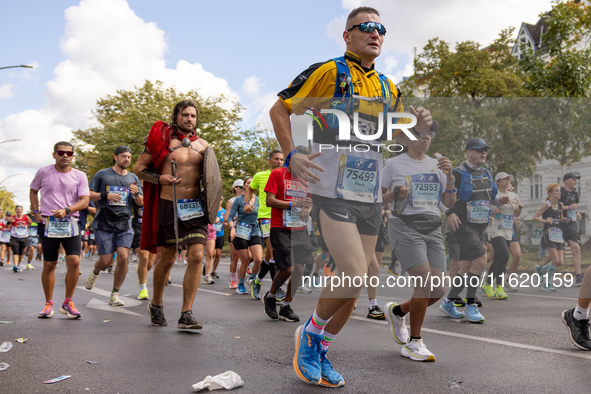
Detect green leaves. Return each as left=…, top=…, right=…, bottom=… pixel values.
left=71, top=80, right=279, bottom=200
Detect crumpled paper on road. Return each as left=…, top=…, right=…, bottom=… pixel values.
left=192, top=371, right=244, bottom=392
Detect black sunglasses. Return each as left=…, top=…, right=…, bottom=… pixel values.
left=347, top=22, right=387, bottom=36
left=55, top=150, right=74, bottom=157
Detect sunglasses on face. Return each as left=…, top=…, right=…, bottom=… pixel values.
left=472, top=148, right=489, bottom=154
left=55, top=150, right=74, bottom=157
left=347, top=22, right=387, bottom=36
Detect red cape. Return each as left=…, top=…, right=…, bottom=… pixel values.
left=140, top=121, right=198, bottom=253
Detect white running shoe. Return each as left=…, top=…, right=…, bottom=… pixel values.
left=84, top=270, right=99, bottom=290
left=297, top=285, right=312, bottom=294
left=401, top=338, right=435, bottom=362
left=385, top=302, right=409, bottom=345
left=109, top=292, right=125, bottom=306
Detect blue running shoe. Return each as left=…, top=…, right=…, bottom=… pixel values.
left=318, top=350, right=345, bottom=388
left=440, top=299, right=463, bottom=319
left=236, top=283, right=247, bottom=295
left=463, top=304, right=485, bottom=323
left=542, top=283, right=557, bottom=292
left=293, top=318, right=322, bottom=385
left=12, top=265, right=18, bottom=273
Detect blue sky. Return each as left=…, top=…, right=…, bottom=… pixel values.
left=0, top=0, right=551, bottom=205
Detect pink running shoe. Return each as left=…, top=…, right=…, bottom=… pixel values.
left=38, top=302, right=54, bottom=318
left=59, top=301, right=81, bottom=319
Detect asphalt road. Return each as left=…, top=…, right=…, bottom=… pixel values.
left=0, top=255, right=589, bottom=393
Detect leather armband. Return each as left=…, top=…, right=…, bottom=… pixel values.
left=139, top=168, right=161, bottom=184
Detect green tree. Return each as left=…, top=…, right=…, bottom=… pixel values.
left=519, top=1, right=591, bottom=172
left=401, top=30, right=543, bottom=177
left=72, top=80, right=278, bottom=200
left=0, top=188, right=17, bottom=213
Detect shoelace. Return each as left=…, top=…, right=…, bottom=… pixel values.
left=64, top=302, right=78, bottom=312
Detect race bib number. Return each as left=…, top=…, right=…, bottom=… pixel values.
left=28, top=226, right=38, bottom=237
left=260, top=219, right=271, bottom=237
left=2, top=230, right=10, bottom=239
left=283, top=208, right=306, bottom=228
left=138, top=207, right=143, bottom=224
left=16, top=225, right=27, bottom=237
left=213, top=222, right=223, bottom=232
left=568, top=209, right=577, bottom=222
left=407, top=173, right=440, bottom=207
left=176, top=199, right=204, bottom=221
left=235, top=222, right=252, bottom=240
left=45, top=217, right=73, bottom=238
left=466, top=200, right=491, bottom=224
left=549, top=226, right=564, bottom=243
left=107, top=186, right=128, bottom=206
left=499, top=214, right=514, bottom=230
left=90, top=233, right=95, bottom=240
left=336, top=155, right=379, bottom=203
left=307, top=217, right=314, bottom=234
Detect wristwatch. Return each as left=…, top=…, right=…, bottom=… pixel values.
left=65, top=208, right=71, bottom=215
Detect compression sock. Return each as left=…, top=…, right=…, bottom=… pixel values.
left=305, top=309, right=331, bottom=336
left=257, top=260, right=269, bottom=280
left=321, top=331, right=337, bottom=352
left=465, top=273, right=480, bottom=304
left=446, top=274, right=465, bottom=301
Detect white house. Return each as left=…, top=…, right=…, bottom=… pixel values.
left=515, top=157, right=590, bottom=247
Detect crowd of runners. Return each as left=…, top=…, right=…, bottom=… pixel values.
left=4, top=5, right=590, bottom=389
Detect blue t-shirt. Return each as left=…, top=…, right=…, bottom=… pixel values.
left=89, top=168, right=142, bottom=233
left=228, top=195, right=260, bottom=237
left=216, top=208, right=226, bottom=237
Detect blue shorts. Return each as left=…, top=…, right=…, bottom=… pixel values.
left=28, top=237, right=39, bottom=248
left=95, top=228, right=134, bottom=255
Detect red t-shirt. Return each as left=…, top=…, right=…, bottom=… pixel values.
left=264, top=167, right=307, bottom=230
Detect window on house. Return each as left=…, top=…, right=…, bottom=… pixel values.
left=530, top=175, right=542, bottom=199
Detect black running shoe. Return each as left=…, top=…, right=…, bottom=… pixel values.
left=367, top=305, right=385, bottom=320
left=0, top=260, right=3, bottom=267
left=463, top=298, right=483, bottom=307
left=211, top=272, right=220, bottom=279
left=561, top=308, right=591, bottom=350
left=178, top=310, right=203, bottom=330
left=452, top=298, right=465, bottom=307
left=279, top=305, right=299, bottom=322
left=148, top=303, right=167, bottom=326
left=263, top=292, right=278, bottom=320
left=107, top=265, right=113, bottom=274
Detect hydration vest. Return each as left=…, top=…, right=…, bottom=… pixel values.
left=455, top=164, right=498, bottom=203
left=326, top=56, right=399, bottom=132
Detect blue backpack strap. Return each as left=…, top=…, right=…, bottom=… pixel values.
left=333, top=57, right=352, bottom=98
left=456, top=165, right=473, bottom=203
left=483, top=168, right=498, bottom=200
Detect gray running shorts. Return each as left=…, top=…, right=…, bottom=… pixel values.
left=388, top=217, right=446, bottom=272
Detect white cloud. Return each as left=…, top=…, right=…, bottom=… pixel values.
left=331, top=0, right=551, bottom=80
left=0, top=0, right=240, bottom=204
left=240, top=76, right=277, bottom=132
left=0, top=84, right=14, bottom=99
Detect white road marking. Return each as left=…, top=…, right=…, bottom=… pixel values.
left=350, top=316, right=591, bottom=361
left=85, top=298, right=143, bottom=316
left=170, top=283, right=232, bottom=296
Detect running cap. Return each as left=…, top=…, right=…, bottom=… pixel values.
left=114, top=145, right=132, bottom=155
left=465, top=137, right=490, bottom=151
left=495, top=172, right=514, bottom=182
left=5, top=211, right=11, bottom=216
left=232, top=179, right=244, bottom=189
left=563, top=173, right=580, bottom=182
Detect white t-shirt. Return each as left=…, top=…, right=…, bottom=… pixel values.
left=382, top=153, right=446, bottom=218
left=488, top=190, right=519, bottom=241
